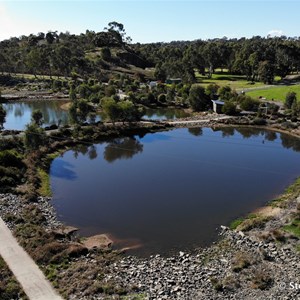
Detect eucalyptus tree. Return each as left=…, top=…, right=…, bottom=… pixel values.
left=188, top=85, right=210, bottom=111
left=0, top=104, right=6, bottom=129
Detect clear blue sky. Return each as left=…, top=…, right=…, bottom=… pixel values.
left=0, top=1, right=299, bottom=43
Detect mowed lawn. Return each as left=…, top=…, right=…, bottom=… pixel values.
left=246, top=84, right=300, bottom=102
left=195, top=71, right=271, bottom=90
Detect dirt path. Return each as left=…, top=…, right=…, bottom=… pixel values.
left=167, top=115, right=233, bottom=125
left=0, top=217, right=63, bottom=300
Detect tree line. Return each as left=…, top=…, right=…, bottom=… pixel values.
left=1, top=23, right=300, bottom=83
left=0, top=22, right=140, bottom=80
left=135, top=36, right=300, bottom=83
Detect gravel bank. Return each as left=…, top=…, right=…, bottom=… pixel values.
left=1, top=186, right=299, bottom=299
left=0, top=193, right=61, bottom=231
left=104, top=226, right=300, bottom=300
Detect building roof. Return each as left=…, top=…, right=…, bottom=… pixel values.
left=211, top=100, right=225, bottom=105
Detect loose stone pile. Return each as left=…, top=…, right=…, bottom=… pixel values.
left=1, top=193, right=299, bottom=300
left=0, top=193, right=61, bottom=230
left=104, top=227, right=300, bottom=300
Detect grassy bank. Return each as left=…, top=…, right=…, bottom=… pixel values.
left=1, top=117, right=300, bottom=299
left=246, top=84, right=300, bottom=102
left=37, top=168, right=52, bottom=197
left=229, top=176, right=300, bottom=252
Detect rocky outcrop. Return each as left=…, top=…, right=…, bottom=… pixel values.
left=104, top=227, right=300, bottom=299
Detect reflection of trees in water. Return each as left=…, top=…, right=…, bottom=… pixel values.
left=88, top=145, right=98, bottom=160
left=280, top=134, right=300, bottom=152
left=72, top=145, right=100, bottom=160
left=218, top=127, right=300, bottom=151
left=264, top=131, right=277, bottom=142
left=73, top=144, right=89, bottom=159
left=188, top=127, right=203, bottom=137
left=220, top=127, right=235, bottom=137
left=145, top=108, right=189, bottom=120
left=235, top=127, right=264, bottom=139
left=3, top=103, right=24, bottom=117
left=214, top=127, right=280, bottom=142
left=104, top=137, right=143, bottom=163
left=4, top=101, right=69, bottom=126
left=36, top=102, right=69, bottom=125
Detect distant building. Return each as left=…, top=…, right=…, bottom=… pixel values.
left=149, top=81, right=158, bottom=89
left=211, top=100, right=225, bottom=114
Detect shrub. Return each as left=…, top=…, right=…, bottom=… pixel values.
left=0, top=150, right=23, bottom=168
left=232, top=252, right=251, bottom=272
left=222, top=101, right=237, bottom=115
left=251, top=269, right=273, bottom=290
left=24, top=123, right=47, bottom=150
left=252, top=118, right=267, bottom=125
left=285, top=91, right=297, bottom=109
left=240, top=96, right=259, bottom=111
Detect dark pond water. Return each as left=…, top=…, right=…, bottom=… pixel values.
left=50, top=127, right=300, bottom=256
left=2, top=102, right=188, bottom=130
left=143, top=107, right=190, bottom=120
left=3, top=101, right=70, bottom=130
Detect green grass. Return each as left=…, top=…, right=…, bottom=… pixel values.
left=229, top=214, right=257, bottom=230
left=37, top=168, right=52, bottom=196
left=246, top=84, right=300, bottom=102
left=195, top=71, right=267, bottom=90
left=283, top=219, right=300, bottom=238
left=269, top=177, right=300, bottom=207
left=285, top=177, right=300, bottom=195
left=229, top=218, right=244, bottom=230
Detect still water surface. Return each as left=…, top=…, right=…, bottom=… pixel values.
left=3, top=101, right=70, bottom=130
left=3, top=102, right=189, bottom=130
left=50, top=127, right=300, bottom=256
left=143, top=107, right=190, bottom=120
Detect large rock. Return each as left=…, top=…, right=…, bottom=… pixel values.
left=82, top=234, right=113, bottom=250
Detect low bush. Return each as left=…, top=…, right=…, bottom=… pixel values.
left=251, top=269, right=273, bottom=290
left=252, top=117, right=267, bottom=125
left=232, top=252, right=251, bottom=272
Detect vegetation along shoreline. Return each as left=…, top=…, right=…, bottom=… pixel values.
left=0, top=115, right=300, bottom=299
left=1, top=22, right=300, bottom=298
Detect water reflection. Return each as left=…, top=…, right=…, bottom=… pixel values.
left=280, top=133, right=300, bottom=152
left=3, top=102, right=191, bottom=130
left=104, top=137, right=143, bottom=163
left=51, top=127, right=300, bottom=256
left=187, top=127, right=300, bottom=153
left=88, top=145, right=98, bottom=160
left=3, top=101, right=70, bottom=130
left=143, top=108, right=190, bottom=120
left=51, top=159, right=77, bottom=180
left=73, top=145, right=90, bottom=159
left=188, top=127, right=203, bottom=136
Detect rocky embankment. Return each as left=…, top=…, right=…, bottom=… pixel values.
left=1, top=192, right=300, bottom=300
left=0, top=193, right=61, bottom=231
left=1, top=191, right=300, bottom=300
left=104, top=226, right=300, bottom=300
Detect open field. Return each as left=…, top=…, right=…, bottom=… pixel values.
left=195, top=71, right=273, bottom=90
left=246, top=84, right=300, bottom=102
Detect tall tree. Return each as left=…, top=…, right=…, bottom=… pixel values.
left=0, top=104, right=6, bottom=129
left=188, top=85, right=210, bottom=111
left=31, top=109, right=44, bottom=126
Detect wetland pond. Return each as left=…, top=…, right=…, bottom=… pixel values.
left=50, top=127, right=300, bottom=256
left=2, top=101, right=189, bottom=130
left=3, top=100, right=70, bottom=130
